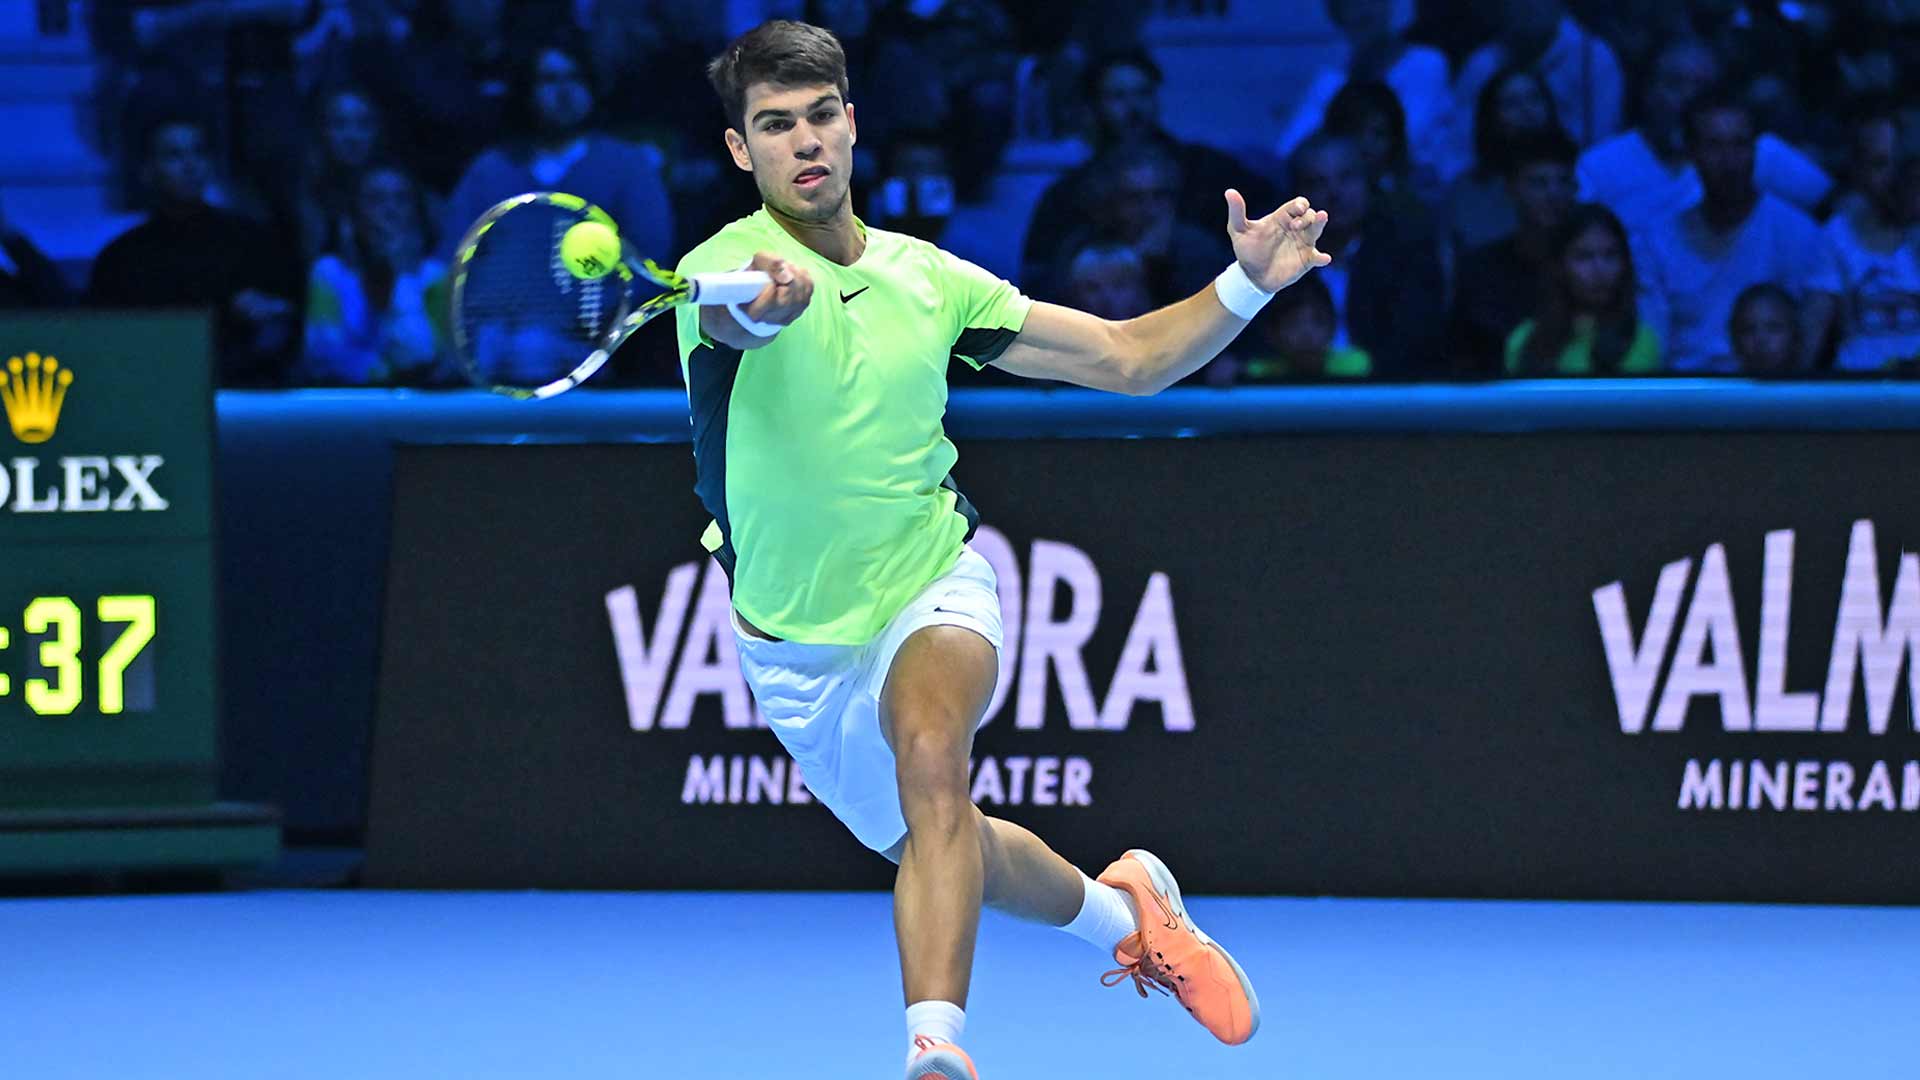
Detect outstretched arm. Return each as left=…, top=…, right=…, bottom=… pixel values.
left=992, top=191, right=1330, bottom=395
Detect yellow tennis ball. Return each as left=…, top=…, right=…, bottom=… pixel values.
left=560, top=221, right=620, bottom=280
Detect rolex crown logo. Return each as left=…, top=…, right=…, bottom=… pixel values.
left=1, top=352, right=74, bottom=444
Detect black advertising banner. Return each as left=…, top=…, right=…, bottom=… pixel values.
left=367, top=436, right=1920, bottom=902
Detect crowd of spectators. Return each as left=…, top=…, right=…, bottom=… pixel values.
left=0, top=0, right=1916, bottom=386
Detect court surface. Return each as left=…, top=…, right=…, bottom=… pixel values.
left=4, top=889, right=1914, bottom=1079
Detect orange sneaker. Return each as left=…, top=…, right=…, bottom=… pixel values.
left=905, top=1035, right=978, bottom=1080
left=1097, top=849, right=1260, bottom=1045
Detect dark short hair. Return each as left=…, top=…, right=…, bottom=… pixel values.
left=707, top=20, right=850, bottom=133
left=1083, top=49, right=1163, bottom=99
left=1500, top=128, right=1578, bottom=178
left=1684, top=81, right=1754, bottom=144
left=1731, top=281, right=1794, bottom=321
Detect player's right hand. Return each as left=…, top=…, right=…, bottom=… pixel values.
left=741, top=252, right=813, bottom=329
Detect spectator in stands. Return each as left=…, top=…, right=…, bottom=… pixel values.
left=1453, top=0, right=1624, bottom=153
left=1273, top=0, right=1454, bottom=182
left=1059, top=242, right=1153, bottom=322
left=1450, top=130, right=1580, bottom=376
left=1821, top=5, right=1919, bottom=136
left=1322, top=80, right=1419, bottom=208
left=442, top=31, right=674, bottom=263
left=0, top=194, right=72, bottom=309
left=101, top=1, right=309, bottom=202
left=1445, top=66, right=1559, bottom=253
left=295, top=84, right=384, bottom=264
left=1577, top=38, right=1830, bottom=224
left=1288, top=131, right=1445, bottom=376
left=88, top=116, right=300, bottom=386
left=292, top=0, right=417, bottom=93
left=299, top=163, right=450, bottom=386
left=1636, top=89, right=1842, bottom=372
left=1237, top=274, right=1373, bottom=381
left=1830, top=105, right=1904, bottom=223
left=1023, top=50, right=1272, bottom=291
left=1576, top=0, right=1689, bottom=80
left=1042, top=145, right=1219, bottom=310
left=1824, top=111, right=1920, bottom=372
left=585, top=3, right=752, bottom=247
left=866, top=132, right=957, bottom=244
left=1727, top=283, right=1801, bottom=375
left=351, top=0, right=519, bottom=194
left=1507, top=204, right=1661, bottom=375
left=854, top=0, right=1018, bottom=204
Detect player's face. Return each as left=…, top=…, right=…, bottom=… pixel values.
left=732, top=82, right=857, bottom=223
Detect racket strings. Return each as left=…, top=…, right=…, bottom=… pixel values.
left=457, top=204, right=627, bottom=388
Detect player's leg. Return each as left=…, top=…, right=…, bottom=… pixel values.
left=883, top=809, right=1129, bottom=934
left=881, top=635, right=1256, bottom=1053
left=880, top=624, right=995, bottom=1009
left=879, top=623, right=994, bottom=1078
left=974, top=811, right=1085, bottom=924
left=879, top=631, right=1144, bottom=986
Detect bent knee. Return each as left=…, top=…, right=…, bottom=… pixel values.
left=893, top=720, right=969, bottom=786
left=894, top=729, right=972, bottom=821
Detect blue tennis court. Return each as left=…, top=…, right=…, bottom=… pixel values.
left=6, top=888, right=1914, bottom=1079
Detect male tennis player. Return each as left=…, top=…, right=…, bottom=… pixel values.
left=676, top=21, right=1329, bottom=1080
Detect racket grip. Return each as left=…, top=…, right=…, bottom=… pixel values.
left=688, top=271, right=773, bottom=306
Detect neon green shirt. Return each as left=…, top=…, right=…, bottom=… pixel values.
left=674, top=210, right=1032, bottom=645
left=1504, top=318, right=1662, bottom=375
left=1239, top=345, right=1373, bottom=380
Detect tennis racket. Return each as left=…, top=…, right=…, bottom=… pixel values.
left=448, top=191, right=769, bottom=398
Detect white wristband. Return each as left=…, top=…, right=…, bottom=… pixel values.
left=1213, top=261, right=1274, bottom=321
left=728, top=258, right=785, bottom=337
left=728, top=300, right=785, bottom=338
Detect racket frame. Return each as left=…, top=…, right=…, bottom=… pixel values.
left=450, top=191, right=706, bottom=399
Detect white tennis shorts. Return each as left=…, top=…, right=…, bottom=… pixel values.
left=731, top=545, right=1004, bottom=852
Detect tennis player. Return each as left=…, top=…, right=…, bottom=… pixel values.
left=676, top=21, right=1329, bottom=1079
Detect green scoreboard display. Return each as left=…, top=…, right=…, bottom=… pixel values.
left=0, top=314, right=276, bottom=875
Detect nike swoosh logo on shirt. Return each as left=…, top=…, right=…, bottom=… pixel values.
left=840, top=286, right=870, bottom=303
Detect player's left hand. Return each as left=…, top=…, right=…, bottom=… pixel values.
left=1225, top=191, right=1331, bottom=293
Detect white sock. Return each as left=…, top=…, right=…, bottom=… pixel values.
left=1059, top=872, right=1140, bottom=956
left=905, top=999, right=965, bottom=1062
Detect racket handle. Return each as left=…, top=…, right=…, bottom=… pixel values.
left=688, top=271, right=773, bottom=306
